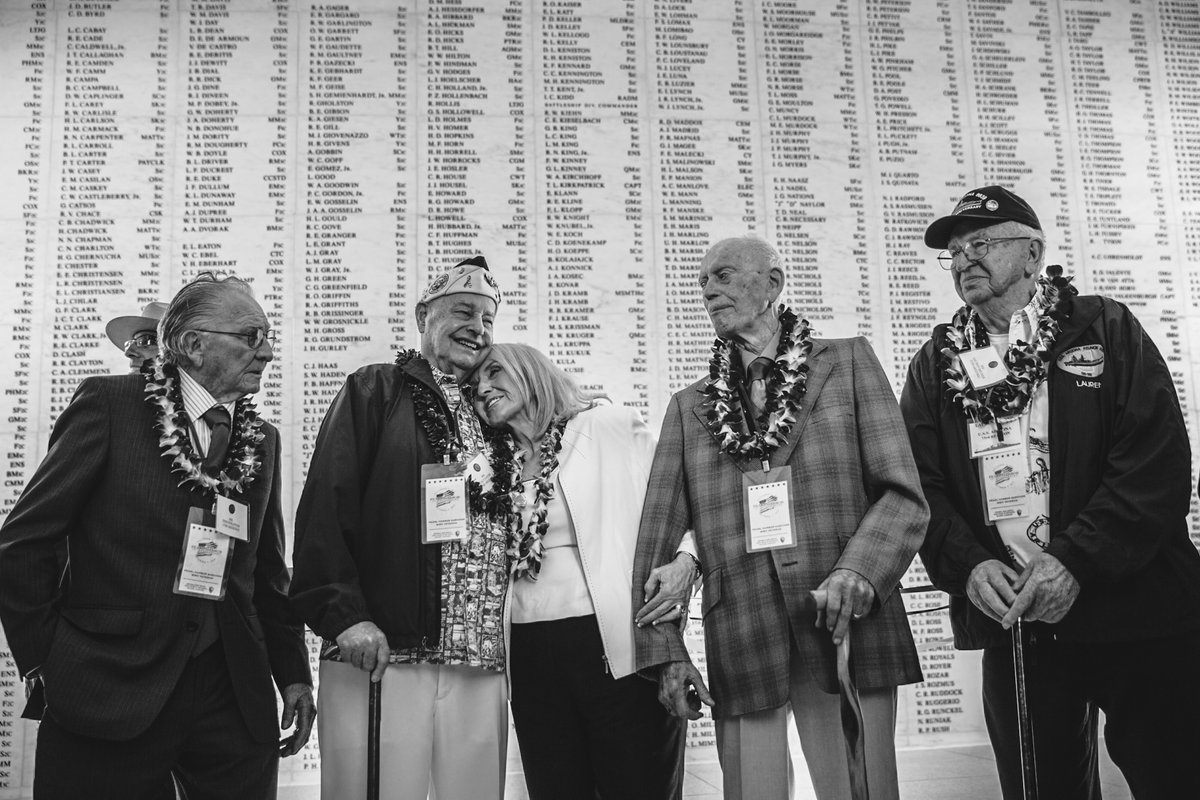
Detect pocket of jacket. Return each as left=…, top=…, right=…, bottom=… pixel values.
left=60, top=607, right=144, bottom=637
left=701, top=567, right=722, bottom=618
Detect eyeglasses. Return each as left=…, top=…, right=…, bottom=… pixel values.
left=937, top=237, right=1033, bottom=269
left=124, top=333, right=157, bottom=349
left=192, top=327, right=277, bottom=349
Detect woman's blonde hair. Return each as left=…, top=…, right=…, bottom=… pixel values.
left=471, top=343, right=606, bottom=436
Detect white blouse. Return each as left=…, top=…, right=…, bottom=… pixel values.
left=510, top=474, right=596, bottom=624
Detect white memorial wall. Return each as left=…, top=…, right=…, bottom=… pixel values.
left=1, top=0, right=1198, bottom=794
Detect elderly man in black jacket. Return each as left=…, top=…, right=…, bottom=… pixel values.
left=901, top=186, right=1200, bottom=800
left=291, top=257, right=508, bottom=800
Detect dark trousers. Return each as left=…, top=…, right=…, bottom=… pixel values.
left=982, top=625, right=1200, bottom=800
left=510, top=614, right=685, bottom=800
left=34, top=642, right=278, bottom=800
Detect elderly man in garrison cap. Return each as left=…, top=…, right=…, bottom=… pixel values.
left=900, top=186, right=1200, bottom=799
left=292, top=256, right=508, bottom=800
left=0, top=272, right=313, bottom=798
left=105, top=301, right=169, bottom=373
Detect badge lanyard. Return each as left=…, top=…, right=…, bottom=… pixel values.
left=735, top=371, right=797, bottom=551
left=173, top=413, right=247, bottom=601
left=420, top=391, right=470, bottom=544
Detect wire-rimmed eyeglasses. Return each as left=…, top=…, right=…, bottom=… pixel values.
left=937, top=236, right=1033, bottom=269
left=192, top=327, right=278, bottom=349
left=124, top=333, right=157, bottom=349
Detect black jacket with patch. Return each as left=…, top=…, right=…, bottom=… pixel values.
left=901, top=294, right=1200, bottom=649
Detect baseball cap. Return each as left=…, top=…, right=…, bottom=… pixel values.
left=924, top=186, right=1042, bottom=249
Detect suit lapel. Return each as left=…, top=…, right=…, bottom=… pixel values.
left=690, top=339, right=832, bottom=473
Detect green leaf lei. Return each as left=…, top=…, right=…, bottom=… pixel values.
left=394, top=350, right=570, bottom=580
left=700, top=305, right=813, bottom=463
left=939, top=266, right=1077, bottom=425
left=142, top=359, right=266, bottom=497
left=395, top=349, right=519, bottom=522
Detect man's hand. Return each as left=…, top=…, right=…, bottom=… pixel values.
left=635, top=553, right=698, bottom=628
left=815, top=568, right=876, bottom=646
left=278, top=683, right=316, bottom=757
left=336, top=620, right=390, bottom=682
left=658, top=660, right=714, bottom=720
left=1001, top=553, right=1080, bottom=628
left=967, top=559, right=1020, bottom=623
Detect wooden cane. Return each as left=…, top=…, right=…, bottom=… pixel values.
left=1012, top=619, right=1038, bottom=800
left=367, top=678, right=382, bottom=800
left=803, top=590, right=869, bottom=800
left=837, top=628, right=870, bottom=800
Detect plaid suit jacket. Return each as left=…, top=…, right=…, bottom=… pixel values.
left=0, top=374, right=311, bottom=742
left=633, top=337, right=926, bottom=719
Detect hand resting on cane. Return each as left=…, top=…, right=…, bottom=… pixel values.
left=336, top=620, right=391, bottom=682
left=1001, top=553, right=1080, bottom=629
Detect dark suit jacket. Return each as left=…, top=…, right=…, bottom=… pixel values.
left=633, top=337, right=927, bottom=719
left=0, top=374, right=310, bottom=742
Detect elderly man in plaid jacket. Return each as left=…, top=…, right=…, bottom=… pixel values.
left=633, top=236, right=927, bottom=800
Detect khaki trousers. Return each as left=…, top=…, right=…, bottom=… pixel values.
left=317, top=660, right=508, bottom=800
left=715, top=663, right=899, bottom=800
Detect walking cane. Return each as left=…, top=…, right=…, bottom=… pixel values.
left=806, top=590, right=870, bottom=800
left=367, top=678, right=382, bottom=800
left=1012, top=619, right=1038, bottom=800
left=837, top=627, right=870, bottom=800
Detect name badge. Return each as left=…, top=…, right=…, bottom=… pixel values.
left=959, top=347, right=1009, bottom=389
left=175, top=507, right=233, bottom=600
left=742, top=466, right=796, bottom=552
left=214, top=497, right=249, bottom=541
left=421, top=462, right=469, bottom=544
left=979, top=446, right=1029, bottom=522
left=968, top=417, right=1022, bottom=458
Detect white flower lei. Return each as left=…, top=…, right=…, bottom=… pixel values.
left=142, top=359, right=266, bottom=496
left=507, top=418, right=568, bottom=581
left=940, top=266, right=1077, bottom=425
left=700, top=305, right=812, bottom=465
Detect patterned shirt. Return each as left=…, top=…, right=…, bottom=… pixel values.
left=390, top=369, right=509, bottom=671
left=988, top=299, right=1051, bottom=568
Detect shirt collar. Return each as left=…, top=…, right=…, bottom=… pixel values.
left=178, top=368, right=236, bottom=422
left=1006, top=294, right=1041, bottom=343
left=738, top=321, right=783, bottom=365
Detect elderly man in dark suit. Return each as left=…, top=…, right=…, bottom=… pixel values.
left=0, top=273, right=314, bottom=799
left=633, top=236, right=927, bottom=800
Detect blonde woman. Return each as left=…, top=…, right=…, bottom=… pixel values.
left=470, top=343, right=691, bottom=800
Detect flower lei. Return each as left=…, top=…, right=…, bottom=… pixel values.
left=507, top=418, right=568, bottom=581
left=395, top=349, right=519, bottom=519
left=142, top=359, right=266, bottom=496
left=699, top=305, right=812, bottom=465
left=940, top=265, right=1077, bottom=425
left=394, top=349, right=571, bottom=579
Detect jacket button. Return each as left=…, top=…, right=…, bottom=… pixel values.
left=186, top=621, right=199, bottom=632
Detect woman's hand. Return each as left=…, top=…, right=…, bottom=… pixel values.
left=635, top=553, right=698, bottom=628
